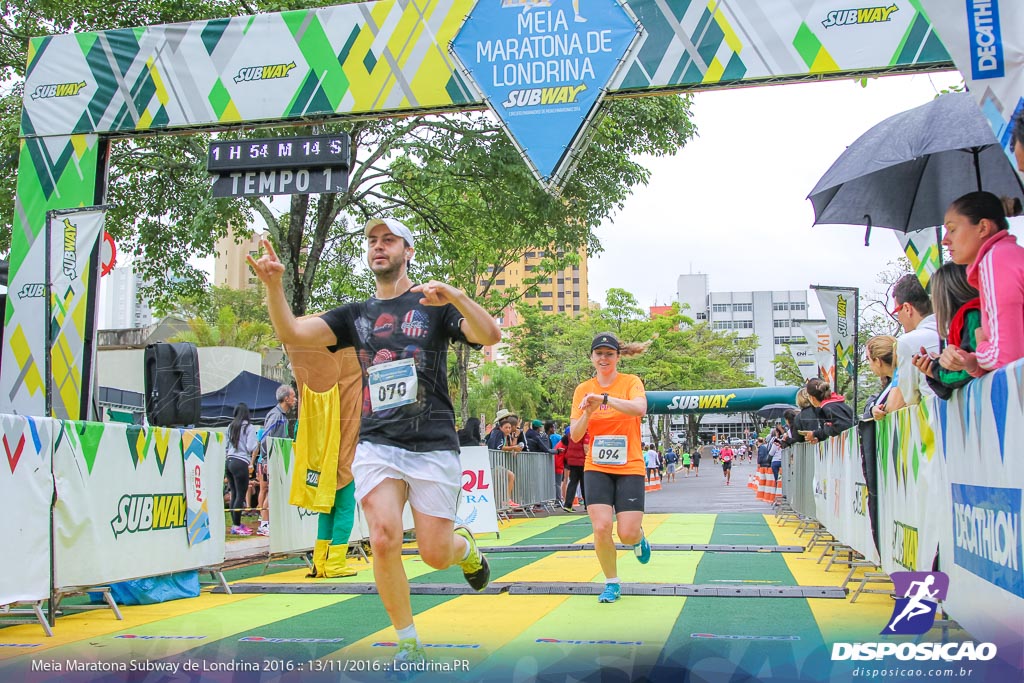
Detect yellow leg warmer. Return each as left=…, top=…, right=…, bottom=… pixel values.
left=307, top=539, right=329, bottom=578
left=324, top=543, right=359, bottom=578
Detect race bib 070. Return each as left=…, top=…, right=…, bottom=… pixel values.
left=592, top=435, right=628, bottom=466
left=368, top=357, right=417, bottom=412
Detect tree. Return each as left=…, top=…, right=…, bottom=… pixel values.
left=466, top=362, right=543, bottom=425
left=158, top=284, right=272, bottom=327
left=169, top=306, right=276, bottom=351
left=773, top=347, right=805, bottom=387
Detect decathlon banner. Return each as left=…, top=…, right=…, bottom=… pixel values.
left=45, top=207, right=105, bottom=421
left=797, top=320, right=836, bottom=388
left=874, top=401, right=948, bottom=575
left=52, top=421, right=225, bottom=588
left=935, top=361, right=1024, bottom=655
left=811, top=428, right=880, bottom=565
left=920, top=0, right=1023, bottom=168
left=0, top=415, right=54, bottom=603
left=812, top=287, right=858, bottom=378
left=787, top=343, right=820, bottom=381
left=456, top=446, right=499, bottom=536
left=895, top=228, right=943, bottom=290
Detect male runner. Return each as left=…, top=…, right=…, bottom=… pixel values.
left=248, top=218, right=501, bottom=663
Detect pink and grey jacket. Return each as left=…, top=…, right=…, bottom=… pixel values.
left=966, top=230, right=1024, bottom=375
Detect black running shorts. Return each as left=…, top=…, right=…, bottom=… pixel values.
left=582, top=471, right=645, bottom=512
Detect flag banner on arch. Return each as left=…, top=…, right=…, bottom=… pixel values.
left=895, top=228, right=942, bottom=290
left=787, top=342, right=820, bottom=381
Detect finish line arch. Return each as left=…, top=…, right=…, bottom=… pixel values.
left=0, top=0, right=966, bottom=418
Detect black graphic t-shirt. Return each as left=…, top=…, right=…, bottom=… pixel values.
left=319, top=290, right=471, bottom=453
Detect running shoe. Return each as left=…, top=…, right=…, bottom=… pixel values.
left=230, top=525, right=252, bottom=536
left=256, top=523, right=269, bottom=537
left=597, top=583, right=621, bottom=603
left=454, top=525, right=490, bottom=591
left=561, top=505, right=574, bottom=514
left=393, top=638, right=426, bottom=663
left=508, top=500, right=520, bottom=507
left=634, top=529, right=651, bottom=564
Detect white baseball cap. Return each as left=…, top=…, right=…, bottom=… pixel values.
left=364, top=217, right=415, bottom=250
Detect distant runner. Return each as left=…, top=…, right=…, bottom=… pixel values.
left=571, top=332, right=652, bottom=604
left=720, top=445, right=734, bottom=485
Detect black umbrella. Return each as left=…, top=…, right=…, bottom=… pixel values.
left=756, top=403, right=797, bottom=420
left=808, top=93, right=1024, bottom=243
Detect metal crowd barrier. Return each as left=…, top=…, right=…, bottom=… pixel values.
left=488, top=449, right=558, bottom=513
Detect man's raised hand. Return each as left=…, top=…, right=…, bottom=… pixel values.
left=246, top=238, right=285, bottom=286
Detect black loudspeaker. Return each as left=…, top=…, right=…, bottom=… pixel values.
left=144, top=342, right=201, bottom=427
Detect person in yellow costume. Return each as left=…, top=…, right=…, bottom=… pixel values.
left=287, top=341, right=363, bottom=578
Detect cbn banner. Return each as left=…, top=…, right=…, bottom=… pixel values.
left=812, top=287, right=858, bottom=378
left=797, top=319, right=835, bottom=389
left=267, top=437, right=367, bottom=555
left=0, top=415, right=54, bottom=603
left=935, top=362, right=1024, bottom=656
left=810, top=429, right=880, bottom=565
left=456, top=446, right=499, bottom=536
left=874, top=401, right=947, bottom=575
left=52, top=421, right=225, bottom=588
left=787, top=343, right=820, bottom=381
left=919, top=0, right=1023, bottom=167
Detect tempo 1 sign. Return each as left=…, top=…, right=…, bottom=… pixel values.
left=211, top=167, right=346, bottom=198
left=208, top=133, right=350, bottom=198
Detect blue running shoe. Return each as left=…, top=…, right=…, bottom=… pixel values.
left=597, top=583, right=621, bottom=603
left=634, top=529, right=651, bottom=564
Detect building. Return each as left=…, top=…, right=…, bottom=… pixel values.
left=483, top=247, right=589, bottom=363
left=100, top=265, right=153, bottom=330
left=674, top=273, right=809, bottom=443
left=214, top=229, right=262, bottom=290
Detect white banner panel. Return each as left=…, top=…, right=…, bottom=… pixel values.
left=812, top=428, right=880, bottom=565
left=874, top=401, right=948, bottom=574
left=52, top=421, right=225, bottom=588
left=46, top=208, right=104, bottom=421
left=269, top=437, right=319, bottom=555
left=0, top=415, right=54, bottom=603
left=935, top=362, right=1024, bottom=657
left=456, top=446, right=499, bottom=536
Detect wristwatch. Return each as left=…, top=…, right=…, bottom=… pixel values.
left=601, top=393, right=609, bottom=405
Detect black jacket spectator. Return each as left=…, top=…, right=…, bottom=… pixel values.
left=525, top=426, right=553, bottom=453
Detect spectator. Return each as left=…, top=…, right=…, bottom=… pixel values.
left=664, top=446, right=679, bottom=483
left=525, top=419, right=553, bottom=453
left=255, top=384, right=297, bottom=536
left=768, top=424, right=785, bottom=483
left=225, top=403, right=258, bottom=536
left=644, top=444, right=660, bottom=483
left=885, top=274, right=940, bottom=412
left=864, top=335, right=897, bottom=420
left=940, top=190, right=1024, bottom=376
left=546, top=421, right=562, bottom=450
left=487, top=415, right=523, bottom=507
left=800, top=378, right=854, bottom=443
left=912, top=264, right=981, bottom=400
left=560, top=427, right=588, bottom=512
left=457, top=417, right=483, bottom=447
left=756, top=437, right=770, bottom=468
left=1014, top=110, right=1024, bottom=174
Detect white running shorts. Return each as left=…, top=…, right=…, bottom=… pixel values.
left=353, top=441, right=462, bottom=520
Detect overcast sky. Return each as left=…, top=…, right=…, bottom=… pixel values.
left=587, top=70, right=1022, bottom=317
